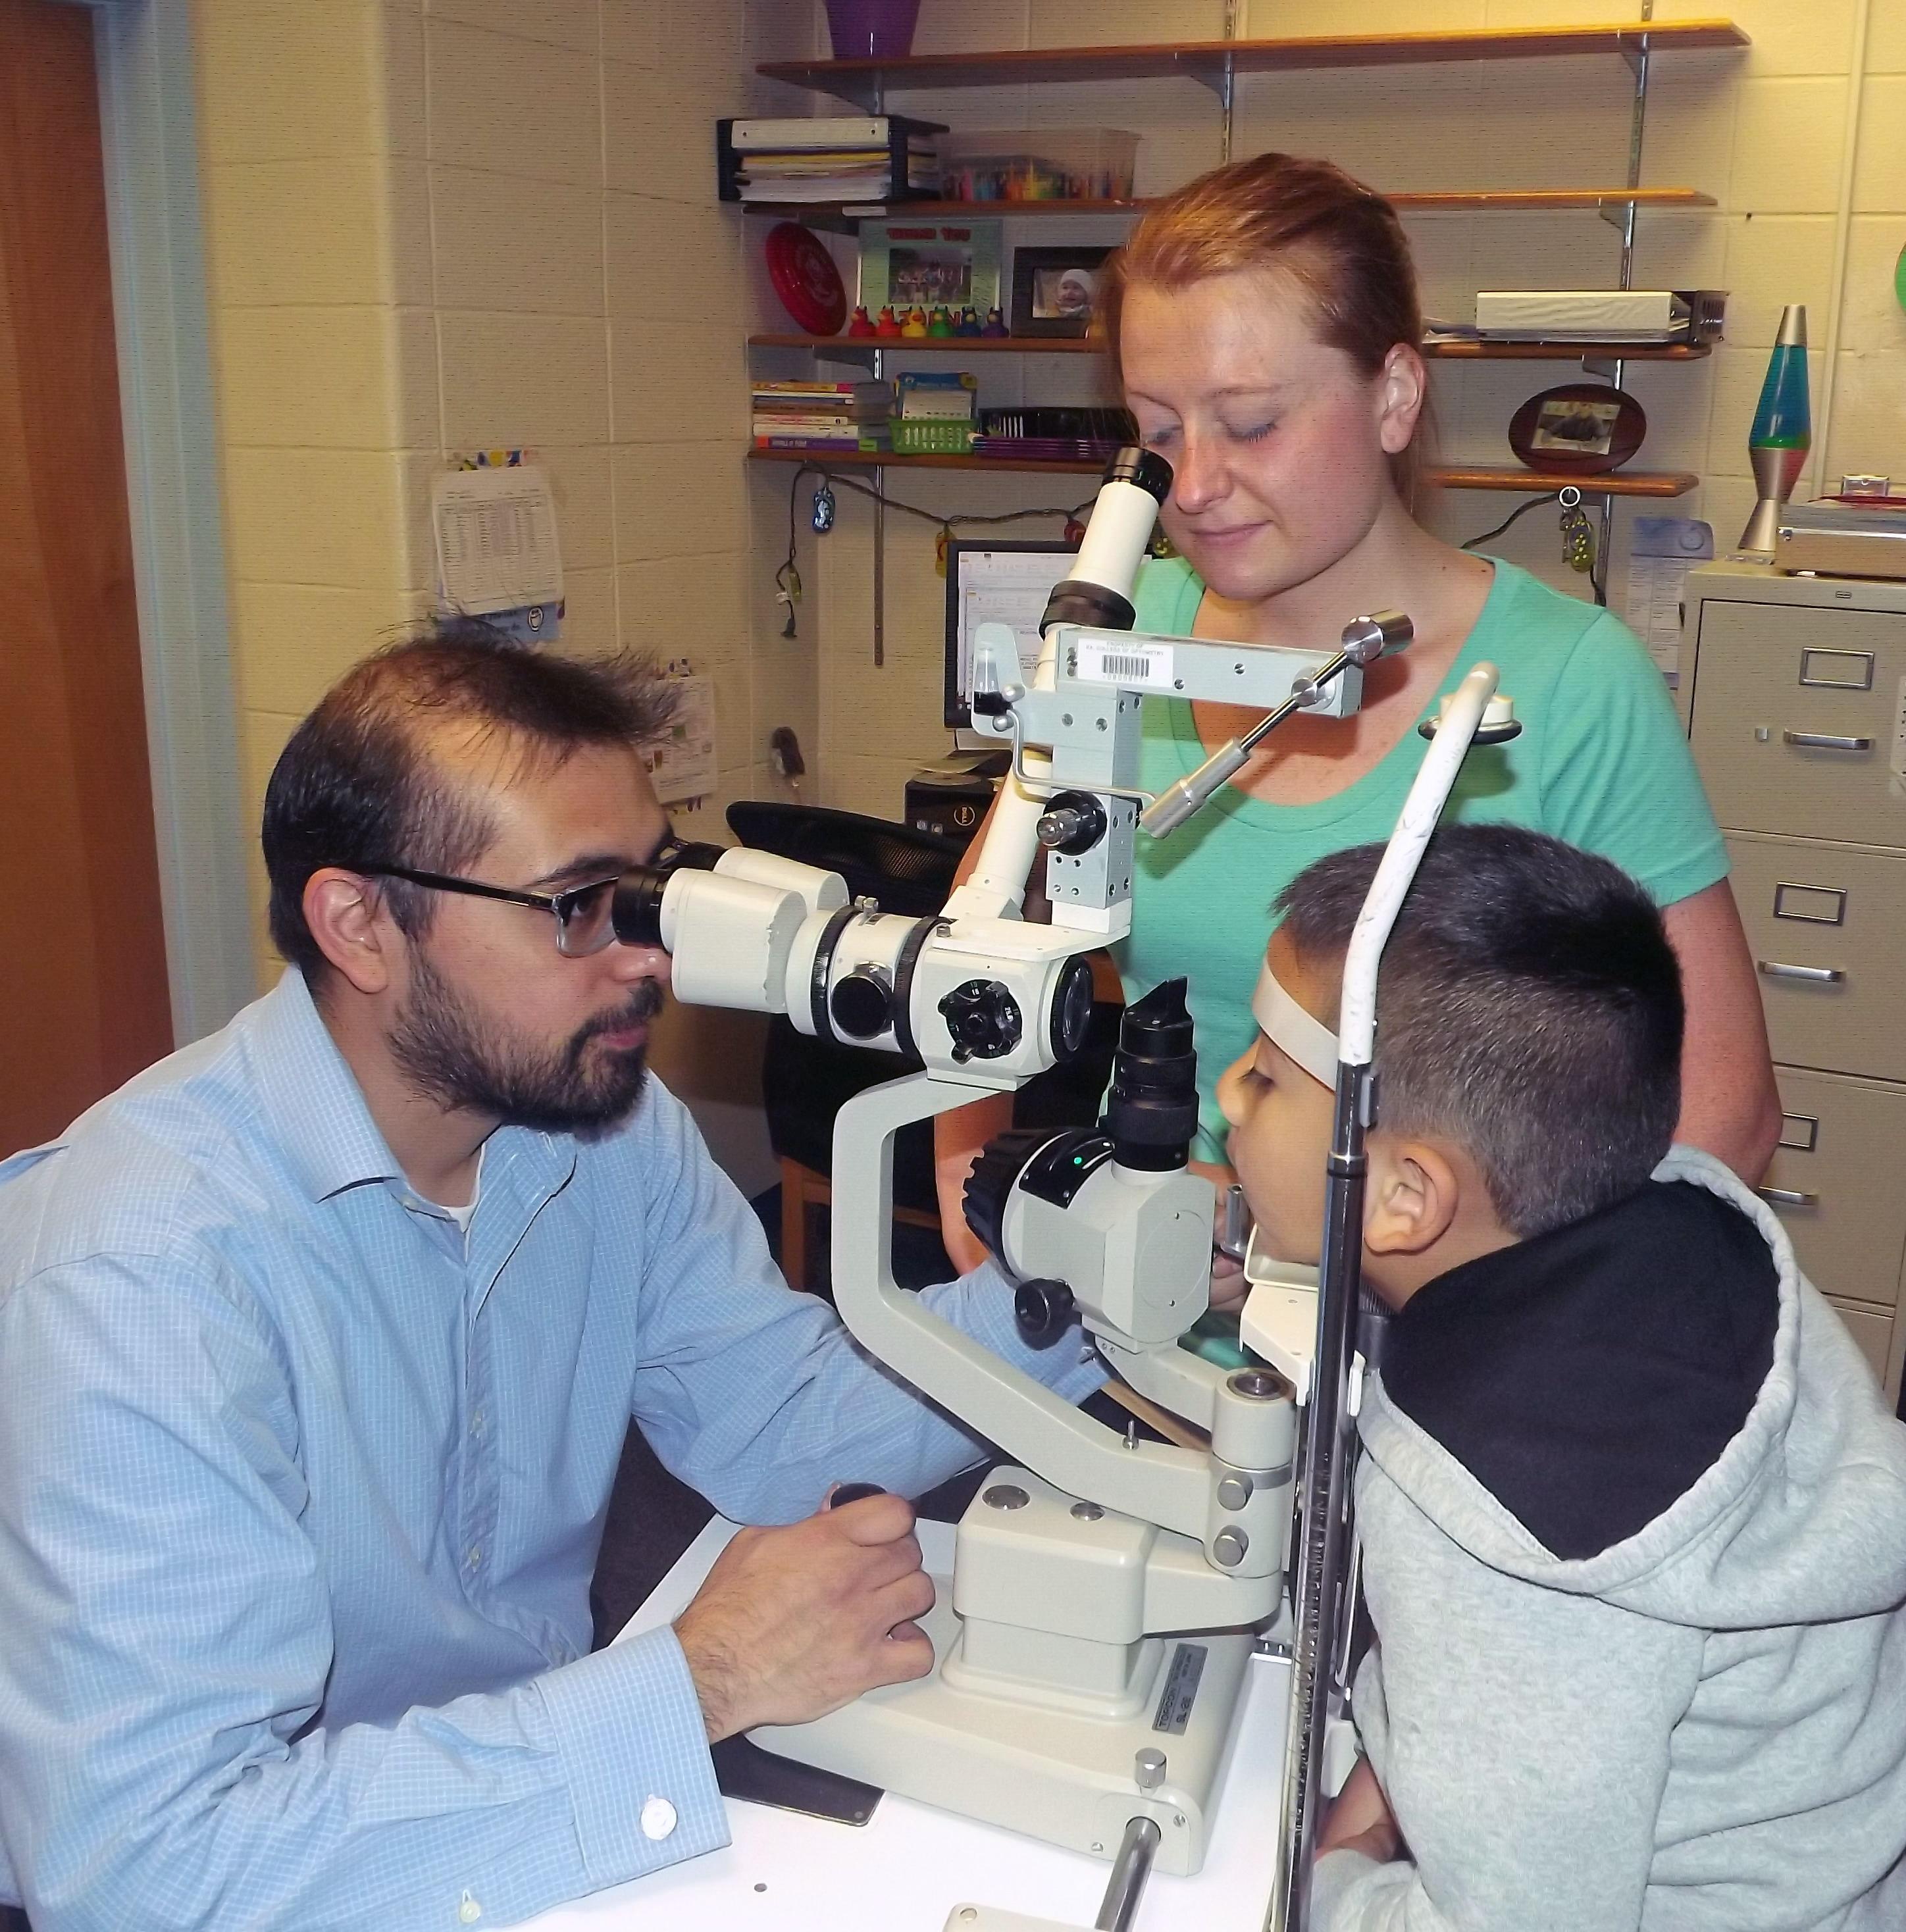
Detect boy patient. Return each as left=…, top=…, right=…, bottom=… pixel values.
left=1220, top=823, right=1906, bottom=1931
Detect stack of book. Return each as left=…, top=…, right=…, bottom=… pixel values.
left=752, top=380, right=891, bottom=453
left=717, top=116, right=944, bottom=207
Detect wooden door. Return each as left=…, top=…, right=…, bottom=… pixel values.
left=0, top=0, right=172, bottom=1156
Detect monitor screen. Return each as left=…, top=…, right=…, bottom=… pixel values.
left=943, top=539, right=1079, bottom=730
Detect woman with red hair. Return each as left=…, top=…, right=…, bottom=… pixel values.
left=937, top=153, right=1778, bottom=1290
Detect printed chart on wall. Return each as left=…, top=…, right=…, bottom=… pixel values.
left=433, top=457, right=564, bottom=642
left=646, top=671, right=717, bottom=807
left=1623, top=516, right=1714, bottom=686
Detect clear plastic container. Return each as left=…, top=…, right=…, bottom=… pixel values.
left=934, top=128, right=1139, bottom=203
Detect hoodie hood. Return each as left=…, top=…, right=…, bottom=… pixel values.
left=1358, top=1146, right=1906, bottom=1631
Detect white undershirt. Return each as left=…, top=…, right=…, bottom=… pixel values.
left=423, top=1147, right=484, bottom=1238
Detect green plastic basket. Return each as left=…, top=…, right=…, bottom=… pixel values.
left=891, top=417, right=976, bottom=455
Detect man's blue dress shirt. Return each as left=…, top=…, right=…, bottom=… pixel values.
left=0, top=973, right=1102, bottom=1930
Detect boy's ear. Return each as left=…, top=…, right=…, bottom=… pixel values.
left=1364, top=1137, right=1463, bottom=1256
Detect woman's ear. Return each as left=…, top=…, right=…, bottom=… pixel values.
left=1363, top=1136, right=1462, bottom=1256
left=1375, top=342, right=1427, bottom=456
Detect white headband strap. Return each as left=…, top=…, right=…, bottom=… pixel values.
left=1250, top=957, right=1341, bottom=1088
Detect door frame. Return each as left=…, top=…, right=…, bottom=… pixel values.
left=55, top=0, right=251, bottom=1046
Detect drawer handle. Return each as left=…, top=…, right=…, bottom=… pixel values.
left=1756, top=960, right=1845, bottom=984
left=1782, top=730, right=1872, bottom=751
left=1758, top=1186, right=1820, bottom=1209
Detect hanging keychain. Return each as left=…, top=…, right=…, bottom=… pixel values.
left=1558, top=485, right=1595, bottom=576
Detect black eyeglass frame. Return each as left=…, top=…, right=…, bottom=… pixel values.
left=358, top=863, right=634, bottom=957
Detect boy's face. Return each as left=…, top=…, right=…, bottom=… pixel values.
left=1218, top=926, right=1339, bottom=1265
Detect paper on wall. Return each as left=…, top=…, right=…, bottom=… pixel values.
left=644, top=675, right=717, bottom=805
left=1623, top=516, right=1714, bottom=686
left=433, top=465, right=563, bottom=616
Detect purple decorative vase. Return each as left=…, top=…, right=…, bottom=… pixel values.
left=824, top=0, right=921, bottom=58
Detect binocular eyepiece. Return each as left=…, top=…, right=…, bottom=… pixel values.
left=607, top=840, right=724, bottom=949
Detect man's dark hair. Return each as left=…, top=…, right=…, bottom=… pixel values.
left=263, top=617, right=677, bottom=979
left=1275, top=825, right=1684, bottom=1238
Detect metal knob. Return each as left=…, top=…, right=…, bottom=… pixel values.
left=1212, top=1526, right=1249, bottom=1567
left=1133, top=1748, right=1166, bottom=1792
left=1339, top=610, right=1412, bottom=665
left=1216, top=1473, right=1252, bottom=1511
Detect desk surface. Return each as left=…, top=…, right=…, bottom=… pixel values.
left=521, top=1517, right=1289, bottom=1932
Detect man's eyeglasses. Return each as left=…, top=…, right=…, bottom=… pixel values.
left=360, top=861, right=657, bottom=958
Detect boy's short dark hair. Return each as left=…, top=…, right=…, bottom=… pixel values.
left=262, top=617, right=676, bottom=979
left=1275, top=825, right=1684, bottom=1238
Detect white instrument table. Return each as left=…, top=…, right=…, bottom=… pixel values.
left=519, top=1515, right=1289, bottom=1932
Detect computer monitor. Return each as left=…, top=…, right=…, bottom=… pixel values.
left=942, top=538, right=1079, bottom=731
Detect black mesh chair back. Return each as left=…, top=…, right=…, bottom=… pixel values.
left=725, top=801, right=964, bottom=918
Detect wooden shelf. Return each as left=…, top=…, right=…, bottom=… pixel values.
left=1434, top=463, right=1698, bottom=496
left=747, top=447, right=1700, bottom=495
left=751, top=332, right=1713, bottom=362
left=759, top=20, right=1748, bottom=105
left=753, top=332, right=1098, bottom=353
left=739, top=187, right=1717, bottom=224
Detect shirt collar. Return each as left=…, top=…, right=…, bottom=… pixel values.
left=249, top=971, right=411, bottom=1201
left=248, top=969, right=580, bottom=1208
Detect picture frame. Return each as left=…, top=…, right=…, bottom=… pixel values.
left=1009, top=245, right=1112, bottom=338
left=858, top=218, right=1001, bottom=315
left=1506, top=382, right=1647, bottom=475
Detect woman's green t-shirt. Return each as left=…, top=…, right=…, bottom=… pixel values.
left=1114, top=556, right=1729, bottom=1162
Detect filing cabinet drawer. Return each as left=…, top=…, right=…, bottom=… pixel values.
left=1726, top=834, right=1906, bottom=1082
left=1688, top=601, right=1906, bottom=842
left=1755, top=1067, right=1906, bottom=1320
left=1824, top=1298, right=1896, bottom=1398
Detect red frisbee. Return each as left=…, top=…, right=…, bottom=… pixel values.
left=765, top=221, right=848, bottom=335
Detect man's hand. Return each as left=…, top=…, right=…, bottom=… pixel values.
left=673, top=1492, right=936, bottom=1742
left=1316, top=1754, right=1402, bottom=1866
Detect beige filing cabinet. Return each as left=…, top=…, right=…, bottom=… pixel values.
left=1680, top=560, right=1906, bottom=1406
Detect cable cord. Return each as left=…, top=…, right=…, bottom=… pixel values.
left=775, top=463, right=1092, bottom=639
left=1459, top=491, right=1559, bottom=551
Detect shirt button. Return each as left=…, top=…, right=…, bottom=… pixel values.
left=458, top=1893, right=482, bottom=1923
left=470, top=1411, right=484, bottom=1435
left=467, top=1546, right=481, bottom=1569
left=640, top=1794, right=678, bottom=1841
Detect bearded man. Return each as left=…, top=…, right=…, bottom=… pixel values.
left=0, top=626, right=1099, bottom=1932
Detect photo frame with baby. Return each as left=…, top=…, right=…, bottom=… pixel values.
left=1009, top=245, right=1112, bottom=338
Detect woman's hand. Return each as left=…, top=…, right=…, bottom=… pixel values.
left=1316, top=1755, right=1401, bottom=1865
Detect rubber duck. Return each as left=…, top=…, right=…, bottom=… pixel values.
left=845, top=305, right=875, bottom=337
left=926, top=306, right=954, bottom=338
left=900, top=305, right=929, bottom=338
left=981, top=307, right=1010, bottom=338
left=873, top=305, right=902, bottom=338
left=954, top=306, right=983, bottom=336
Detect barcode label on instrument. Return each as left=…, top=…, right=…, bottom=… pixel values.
left=1152, top=1642, right=1207, bottom=1735
left=1075, top=639, right=1173, bottom=688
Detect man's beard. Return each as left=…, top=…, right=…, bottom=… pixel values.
left=390, top=950, right=663, bottom=1135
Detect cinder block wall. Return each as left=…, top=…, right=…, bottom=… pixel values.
left=192, top=0, right=821, bottom=1188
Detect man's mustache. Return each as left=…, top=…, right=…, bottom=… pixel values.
left=577, top=979, right=665, bottom=1045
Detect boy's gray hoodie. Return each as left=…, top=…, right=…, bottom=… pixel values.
left=1314, top=1147, right=1906, bottom=1931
